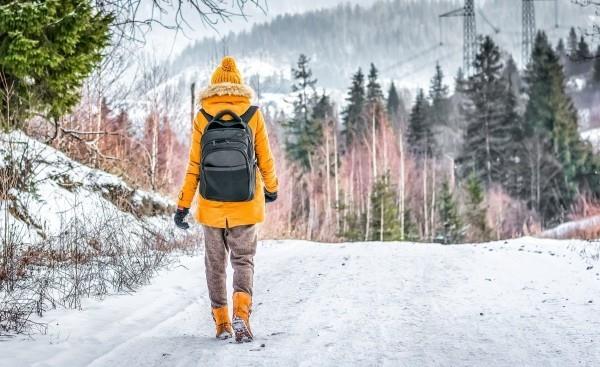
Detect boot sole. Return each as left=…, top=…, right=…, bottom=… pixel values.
left=232, top=317, right=253, bottom=343
left=216, top=331, right=232, bottom=340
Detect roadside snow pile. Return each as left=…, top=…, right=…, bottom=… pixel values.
left=0, top=130, right=174, bottom=245
left=542, top=215, right=600, bottom=240
left=582, top=127, right=600, bottom=152
left=0, top=131, right=198, bottom=335
left=567, top=76, right=586, bottom=93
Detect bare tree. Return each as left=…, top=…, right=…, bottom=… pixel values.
left=96, top=0, right=267, bottom=43
left=572, top=1, right=600, bottom=39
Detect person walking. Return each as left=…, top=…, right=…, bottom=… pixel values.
left=174, top=56, right=278, bottom=343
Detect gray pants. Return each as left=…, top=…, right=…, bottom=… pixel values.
left=202, top=224, right=258, bottom=308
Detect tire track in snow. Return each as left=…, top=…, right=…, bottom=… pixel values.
left=3, top=240, right=599, bottom=367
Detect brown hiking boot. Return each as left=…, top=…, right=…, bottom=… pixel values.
left=232, top=291, right=253, bottom=343
left=211, top=305, right=233, bottom=340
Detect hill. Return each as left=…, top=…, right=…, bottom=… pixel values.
left=170, top=0, right=591, bottom=89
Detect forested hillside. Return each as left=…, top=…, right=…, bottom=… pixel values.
left=171, top=0, right=590, bottom=88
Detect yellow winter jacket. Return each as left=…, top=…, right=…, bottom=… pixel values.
left=177, top=82, right=279, bottom=228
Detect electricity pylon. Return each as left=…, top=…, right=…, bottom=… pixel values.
left=522, top=0, right=558, bottom=67
left=522, top=0, right=536, bottom=66
left=440, top=0, right=477, bottom=76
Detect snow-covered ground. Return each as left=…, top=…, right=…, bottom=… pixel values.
left=2, top=238, right=599, bottom=367
left=582, top=127, right=600, bottom=152
left=542, top=214, right=600, bottom=240
left=0, top=131, right=174, bottom=246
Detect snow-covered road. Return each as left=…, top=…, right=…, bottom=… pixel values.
left=2, top=239, right=599, bottom=367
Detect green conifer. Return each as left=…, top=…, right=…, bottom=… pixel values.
left=464, top=173, right=490, bottom=242
left=0, top=1, right=112, bottom=129
left=437, top=180, right=463, bottom=244
left=342, top=68, right=366, bottom=145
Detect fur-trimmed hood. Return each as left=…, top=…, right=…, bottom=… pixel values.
left=199, top=82, right=254, bottom=103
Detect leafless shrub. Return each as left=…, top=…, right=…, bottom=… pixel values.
left=486, top=186, right=541, bottom=240
left=0, top=175, right=198, bottom=335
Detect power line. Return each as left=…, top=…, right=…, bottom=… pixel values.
left=382, top=44, right=441, bottom=72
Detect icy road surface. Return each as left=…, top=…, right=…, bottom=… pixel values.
left=2, top=238, right=599, bottom=367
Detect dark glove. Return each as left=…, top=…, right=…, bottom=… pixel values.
left=174, top=207, right=190, bottom=230
left=264, top=190, right=277, bottom=203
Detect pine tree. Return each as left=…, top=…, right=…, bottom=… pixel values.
left=342, top=68, right=366, bottom=145
left=429, top=63, right=449, bottom=104
left=428, top=63, right=450, bottom=128
left=366, top=63, right=384, bottom=104
left=285, top=54, right=320, bottom=170
left=576, top=35, right=591, bottom=61
left=401, top=207, right=420, bottom=241
left=436, top=180, right=463, bottom=245
left=556, top=38, right=566, bottom=61
left=567, top=27, right=578, bottom=57
left=369, top=173, right=402, bottom=241
left=407, top=89, right=433, bottom=156
left=565, top=27, right=579, bottom=76
left=458, top=36, right=516, bottom=186
left=499, top=75, right=526, bottom=197
left=455, top=67, right=466, bottom=93
left=593, top=46, right=600, bottom=84
left=386, top=81, right=402, bottom=119
left=342, top=210, right=366, bottom=242
left=313, top=92, right=334, bottom=121
left=574, top=35, right=593, bottom=76
left=523, top=31, right=598, bottom=225
left=502, top=56, right=521, bottom=97
left=0, top=1, right=112, bottom=130
left=464, top=173, right=490, bottom=242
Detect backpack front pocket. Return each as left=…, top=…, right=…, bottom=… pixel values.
left=201, top=164, right=252, bottom=202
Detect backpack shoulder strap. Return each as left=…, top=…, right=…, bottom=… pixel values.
left=240, top=106, right=259, bottom=123
left=200, top=109, right=213, bottom=123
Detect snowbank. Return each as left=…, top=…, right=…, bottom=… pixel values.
left=581, top=127, right=600, bottom=152
left=0, top=130, right=175, bottom=246
left=0, top=131, right=199, bottom=335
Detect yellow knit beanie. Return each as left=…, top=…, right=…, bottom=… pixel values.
left=211, top=56, right=243, bottom=85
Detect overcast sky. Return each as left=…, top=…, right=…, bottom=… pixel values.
left=142, top=0, right=380, bottom=59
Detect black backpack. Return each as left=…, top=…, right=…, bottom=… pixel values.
left=199, top=106, right=258, bottom=202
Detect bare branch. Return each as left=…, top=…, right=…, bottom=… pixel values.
left=95, top=0, right=267, bottom=45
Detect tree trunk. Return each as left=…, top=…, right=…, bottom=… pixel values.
left=334, top=120, right=340, bottom=233
left=399, top=130, right=405, bottom=240
left=380, top=189, right=384, bottom=242
left=307, top=156, right=314, bottom=240
left=423, top=157, right=428, bottom=240
left=372, top=111, right=377, bottom=179
left=325, top=125, right=331, bottom=223
left=365, top=191, right=371, bottom=242
left=150, top=111, right=158, bottom=191
left=382, top=124, right=388, bottom=174
left=288, top=174, right=293, bottom=236
left=430, top=157, right=436, bottom=241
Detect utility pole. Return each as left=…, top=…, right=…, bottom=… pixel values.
left=439, top=0, right=477, bottom=76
